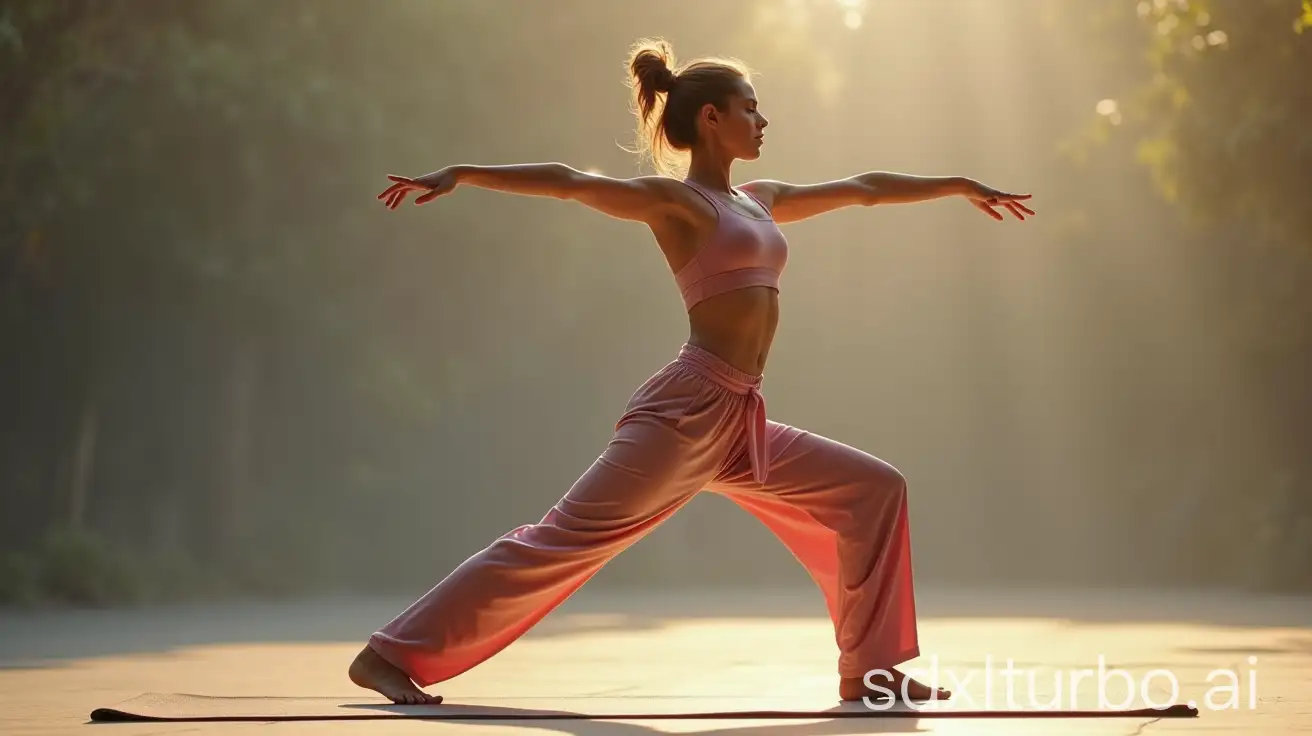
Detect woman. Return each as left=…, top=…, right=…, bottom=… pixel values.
left=351, top=38, right=1033, bottom=706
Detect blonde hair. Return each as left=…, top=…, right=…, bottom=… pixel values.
left=625, top=38, right=752, bottom=177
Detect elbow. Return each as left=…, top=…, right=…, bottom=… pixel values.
left=848, top=173, right=886, bottom=206
left=858, top=182, right=885, bottom=207
left=551, top=164, right=588, bottom=200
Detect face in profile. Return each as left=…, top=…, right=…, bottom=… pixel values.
left=704, top=78, right=769, bottom=162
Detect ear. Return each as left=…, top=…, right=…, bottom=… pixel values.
left=699, top=102, right=719, bottom=129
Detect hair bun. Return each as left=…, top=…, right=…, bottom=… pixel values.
left=654, top=66, right=677, bottom=93
left=629, top=39, right=679, bottom=97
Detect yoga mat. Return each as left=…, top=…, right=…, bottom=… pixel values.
left=90, top=693, right=1200, bottom=722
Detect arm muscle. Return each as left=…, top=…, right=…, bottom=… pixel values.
left=743, top=173, right=968, bottom=224
left=452, top=163, right=683, bottom=224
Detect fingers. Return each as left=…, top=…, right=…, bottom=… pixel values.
left=972, top=199, right=1004, bottom=221
left=1003, top=202, right=1029, bottom=221
left=379, top=182, right=420, bottom=209
left=1000, top=199, right=1035, bottom=220
left=377, top=183, right=406, bottom=200
left=976, top=193, right=1035, bottom=221
left=982, top=194, right=1031, bottom=206
left=378, top=176, right=420, bottom=199
left=379, top=175, right=446, bottom=210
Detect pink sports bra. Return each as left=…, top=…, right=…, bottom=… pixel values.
left=673, top=179, right=789, bottom=311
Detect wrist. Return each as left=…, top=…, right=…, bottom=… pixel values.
left=444, top=165, right=472, bottom=184
left=415, top=167, right=458, bottom=188
left=948, top=176, right=976, bottom=196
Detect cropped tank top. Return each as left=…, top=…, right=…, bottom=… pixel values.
left=673, top=179, right=789, bottom=311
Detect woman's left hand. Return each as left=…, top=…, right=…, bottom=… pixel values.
left=963, top=180, right=1034, bottom=221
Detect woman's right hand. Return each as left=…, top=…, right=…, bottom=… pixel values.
left=377, top=168, right=457, bottom=210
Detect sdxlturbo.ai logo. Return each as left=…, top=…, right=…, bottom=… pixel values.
left=862, top=655, right=1259, bottom=712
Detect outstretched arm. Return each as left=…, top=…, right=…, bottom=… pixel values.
left=376, top=163, right=685, bottom=225
left=742, top=172, right=1034, bottom=225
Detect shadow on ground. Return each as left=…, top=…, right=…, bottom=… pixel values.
left=396, top=718, right=927, bottom=736
left=82, top=712, right=927, bottom=736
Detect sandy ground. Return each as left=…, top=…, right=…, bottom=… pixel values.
left=2, top=585, right=1309, bottom=735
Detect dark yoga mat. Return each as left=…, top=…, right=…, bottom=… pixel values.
left=90, top=693, right=1201, bottom=722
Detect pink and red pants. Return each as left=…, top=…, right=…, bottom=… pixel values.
left=369, top=343, right=920, bottom=687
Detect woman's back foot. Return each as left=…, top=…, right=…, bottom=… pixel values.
left=348, top=645, right=442, bottom=705
left=840, top=669, right=951, bottom=702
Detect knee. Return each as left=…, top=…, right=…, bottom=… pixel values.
left=853, top=458, right=907, bottom=523
left=867, top=457, right=907, bottom=500
left=831, top=460, right=906, bottom=539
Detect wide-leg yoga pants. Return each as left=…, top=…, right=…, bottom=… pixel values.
left=369, top=342, right=920, bottom=687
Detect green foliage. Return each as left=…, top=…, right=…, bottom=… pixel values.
left=1, top=0, right=601, bottom=603
left=0, top=526, right=140, bottom=607
left=36, top=525, right=146, bottom=606
left=1061, top=0, right=1312, bottom=246
left=0, top=524, right=239, bottom=607
left=0, top=552, right=42, bottom=608
left=1049, top=0, right=1312, bottom=586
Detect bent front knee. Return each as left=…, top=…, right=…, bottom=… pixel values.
left=829, top=461, right=907, bottom=535
left=869, top=460, right=908, bottom=500
left=855, top=462, right=908, bottom=522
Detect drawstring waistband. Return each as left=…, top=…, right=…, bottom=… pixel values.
left=675, top=343, right=770, bottom=484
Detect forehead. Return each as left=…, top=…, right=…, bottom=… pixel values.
left=732, top=78, right=758, bottom=105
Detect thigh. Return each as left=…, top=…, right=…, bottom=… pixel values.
left=707, top=421, right=907, bottom=531
left=553, top=364, right=741, bottom=526
left=555, top=414, right=708, bottom=527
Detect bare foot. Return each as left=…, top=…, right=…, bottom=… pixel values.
left=840, top=668, right=951, bottom=702
left=348, top=645, right=442, bottom=705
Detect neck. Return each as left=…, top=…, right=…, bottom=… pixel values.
left=685, top=148, right=734, bottom=192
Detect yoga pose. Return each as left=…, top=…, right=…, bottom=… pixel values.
left=350, top=38, right=1033, bottom=706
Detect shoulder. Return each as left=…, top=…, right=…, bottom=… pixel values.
left=601, top=174, right=701, bottom=206
left=636, top=175, right=718, bottom=217
left=631, top=174, right=710, bottom=201
left=632, top=175, right=690, bottom=197
left=738, top=179, right=789, bottom=209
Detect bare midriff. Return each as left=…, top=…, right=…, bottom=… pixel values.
left=686, top=285, right=779, bottom=377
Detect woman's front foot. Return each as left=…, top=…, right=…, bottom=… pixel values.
left=840, top=668, right=951, bottom=702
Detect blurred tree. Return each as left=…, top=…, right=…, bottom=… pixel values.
left=1051, top=0, right=1310, bottom=248
left=1050, top=0, right=1312, bottom=590
left=0, top=0, right=522, bottom=576
left=3, top=0, right=715, bottom=600
left=1058, top=0, right=1311, bottom=292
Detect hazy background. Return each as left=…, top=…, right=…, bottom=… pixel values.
left=2, top=0, right=1309, bottom=608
